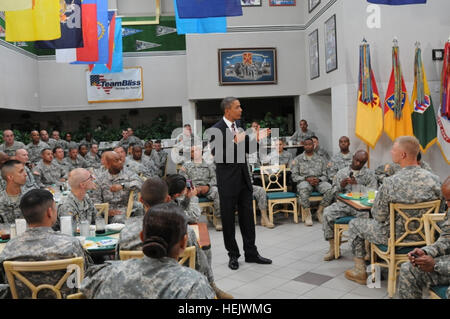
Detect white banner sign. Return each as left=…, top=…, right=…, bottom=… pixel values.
left=86, top=67, right=143, bottom=103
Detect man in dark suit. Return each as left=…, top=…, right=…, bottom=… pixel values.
left=208, top=97, right=272, bottom=270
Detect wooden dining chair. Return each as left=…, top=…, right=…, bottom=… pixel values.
left=3, top=257, right=84, bottom=299
left=94, top=203, right=109, bottom=225
left=119, top=246, right=197, bottom=270
left=260, top=164, right=298, bottom=224
left=370, top=200, right=441, bottom=297
left=125, top=190, right=135, bottom=219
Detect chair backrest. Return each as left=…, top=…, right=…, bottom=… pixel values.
left=119, top=250, right=144, bottom=261
left=388, top=200, right=441, bottom=252
left=260, top=165, right=287, bottom=193
left=119, top=246, right=196, bottom=270
left=423, top=213, right=446, bottom=245
left=94, top=203, right=109, bottom=225
left=3, top=257, right=84, bottom=299
left=126, top=190, right=135, bottom=219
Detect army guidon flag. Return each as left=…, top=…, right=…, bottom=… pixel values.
left=411, top=45, right=437, bottom=153
left=383, top=42, right=413, bottom=141
left=355, top=42, right=383, bottom=149
left=436, top=41, right=450, bottom=164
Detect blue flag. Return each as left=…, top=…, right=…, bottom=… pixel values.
left=72, top=0, right=108, bottom=64
left=35, top=0, right=83, bottom=49
left=174, top=0, right=227, bottom=34
left=367, top=0, right=426, bottom=4
left=176, top=0, right=242, bottom=18
left=91, top=18, right=123, bottom=74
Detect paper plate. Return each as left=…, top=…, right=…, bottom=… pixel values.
left=105, top=223, right=125, bottom=232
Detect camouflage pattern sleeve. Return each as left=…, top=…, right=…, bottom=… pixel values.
left=208, top=164, right=217, bottom=187
left=371, top=182, right=390, bottom=224
left=290, top=159, right=304, bottom=183
left=422, top=216, right=450, bottom=258
left=319, top=158, right=328, bottom=182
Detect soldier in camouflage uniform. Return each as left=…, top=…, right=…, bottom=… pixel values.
left=165, top=174, right=202, bottom=225
left=291, top=138, right=333, bottom=226
left=81, top=203, right=214, bottom=299
left=153, top=140, right=168, bottom=177
left=40, top=130, right=56, bottom=150
left=290, top=120, right=316, bottom=145
left=57, top=168, right=97, bottom=229
left=322, top=150, right=377, bottom=261
left=0, top=189, right=92, bottom=299
left=0, top=130, right=26, bottom=157
left=127, top=145, right=158, bottom=179
left=326, top=136, right=352, bottom=182
left=63, top=133, right=78, bottom=157
left=312, top=136, right=330, bottom=162
left=91, top=151, right=143, bottom=224
left=14, top=149, right=39, bottom=192
left=261, top=140, right=293, bottom=168
left=79, top=132, right=98, bottom=150
left=396, top=177, right=450, bottom=299
left=0, top=160, right=28, bottom=224
left=63, top=148, right=88, bottom=171
left=33, top=149, right=67, bottom=188
left=117, top=178, right=232, bottom=299
left=51, top=130, right=69, bottom=150
left=51, top=147, right=70, bottom=175
left=345, top=136, right=443, bottom=285
left=179, top=146, right=222, bottom=230
left=26, top=131, right=50, bottom=165
left=247, top=163, right=273, bottom=228
left=84, top=144, right=101, bottom=170
left=0, top=152, right=9, bottom=192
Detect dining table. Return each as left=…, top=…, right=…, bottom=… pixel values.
left=336, top=193, right=373, bottom=217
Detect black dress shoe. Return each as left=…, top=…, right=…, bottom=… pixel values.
left=228, top=256, right=239, bottom=270
left=245, top=254, right=272, bottom=264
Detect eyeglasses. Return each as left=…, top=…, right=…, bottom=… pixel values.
left=81, top=174, right=95, bottom=183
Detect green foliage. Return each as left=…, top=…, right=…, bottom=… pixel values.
left=1, top=114, right=179, bottom=145
left=246, top=112, right=289, bottom=137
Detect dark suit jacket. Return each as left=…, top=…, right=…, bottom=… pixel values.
left=209, top=118, right=255, bottom=197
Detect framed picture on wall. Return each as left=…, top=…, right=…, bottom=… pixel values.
left=324, top=14, right=338, bottom=73
left=308, top=0, right=321, bottom=13
left=269, top=0, right=296, bottom=6
left=308, top=29, right=320, bottom=80
left=241, top=0, right=262, bottom=6
left=218, top=48, right=277, bottom=85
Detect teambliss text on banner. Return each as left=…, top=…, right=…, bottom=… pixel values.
left=86, top=67, right=143, bottom=103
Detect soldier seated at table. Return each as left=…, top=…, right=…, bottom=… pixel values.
left=90, top=151, right=143, bottom=224
left=117, top=178, right=232, bottom=299
left=179, top=146, right=222, bottom=231
left=14, top=149, right=39, bottom=192
left=153, top=140, right=168, bottom=177
left=0, top=189, right=92, bottom=299
left=322, top=150, right=377, bottom=261
left=0, top=160, right=29, bottom=224
left=63, top=147, right=88, bottom=171
left=326, top=136, right=352, bottom=183
left=81, top=203, right=215, bottom=299
left=84, top=144, right=101, bottom=170
left=33, top=148, right=67, bottom=190
left=311, top=136, right=330, bottom=162
left=57, top=168, right=97, bottom=230
left=127, top=145, right=158, bottom=179
left=52, top=146, right=69, bottom=173
left=26, top=130, right=50, bottom=166
left=396, top=176, right=450, bottom=299
left=345, top=136, right=443, bottom=285
left=261, top=140, right=293, bottom=169
left=291, top=138, right=333, bottom=226
left=1, top=130, right=25, bottom=157
left=291, top=119, right=316, bottom=146
left=375, top=152, right=433, bottom=186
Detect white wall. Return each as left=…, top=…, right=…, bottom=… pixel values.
left=0, top=44, right=40, bottom=111
left=186, top=31, right=305, bottom=101
left=38, top=55, right=189, bottom=112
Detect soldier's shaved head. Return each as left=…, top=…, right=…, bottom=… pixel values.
left=68, top=168, right=91, bottom=189
left=351, top=150, right=369, bottom=171
left=394, top=136, right=420, bottom=159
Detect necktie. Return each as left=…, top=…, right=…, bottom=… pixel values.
left=231, top=123, right=237, bottom=142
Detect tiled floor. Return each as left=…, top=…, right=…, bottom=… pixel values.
left=203, top=214, right=390, bottom=299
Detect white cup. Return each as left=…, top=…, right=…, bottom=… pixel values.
left=60, top=216, right=73, bottom=236
left=15, top=219, right=27, bottom=236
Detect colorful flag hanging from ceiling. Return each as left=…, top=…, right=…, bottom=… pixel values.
left=5, top=0, right=61, bottom=42
left=91, top=16, right=123, bottom=74
left=35, top=0, right=83, bottom=49
left=71, top=0, right=108, bottom=65
left=174, top=0, right=227, bottom=34
left=436, top=41, right=450, bottom=164
left=355, top=41, right=383, bottom=149
left=383, top=43, right=414, bottom=141
left=0, top=0, right=32, bottom=11
left=176, top=0, right=242, bottom=18
left=411, top=45, right=437, bottom=153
